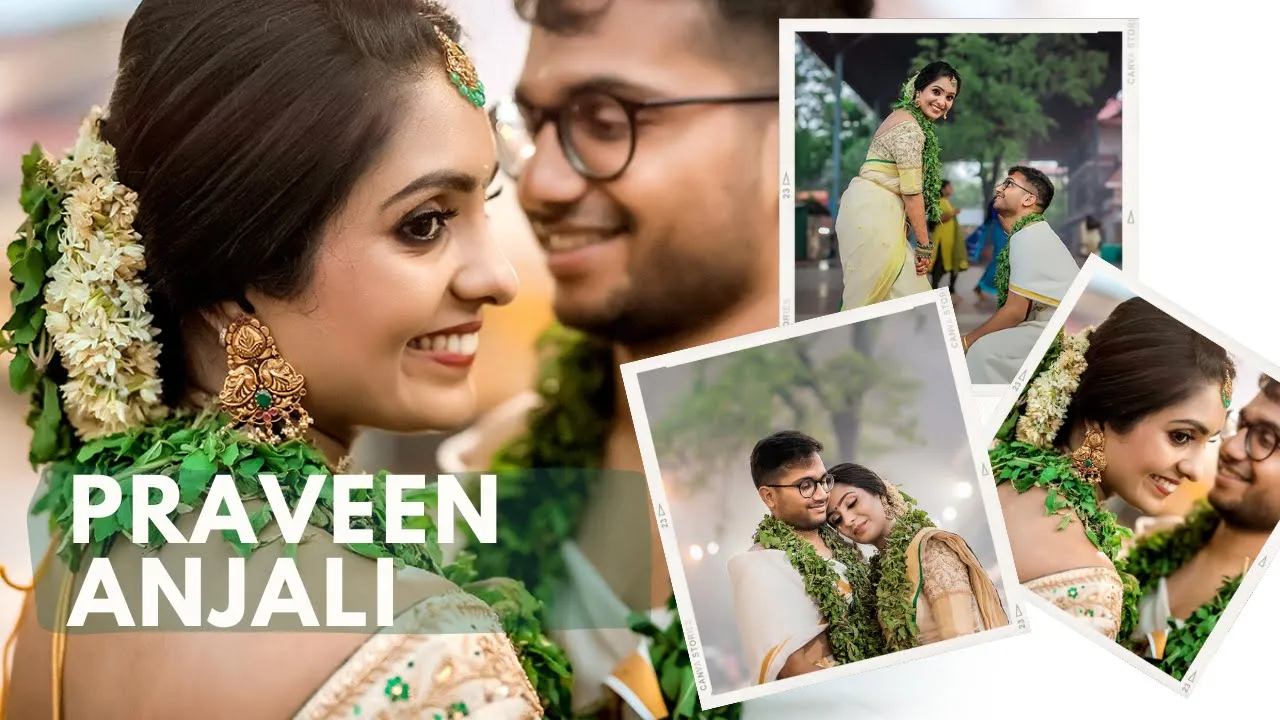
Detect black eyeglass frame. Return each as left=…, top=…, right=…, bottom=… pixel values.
left=1226, top=411, right=1280, bottom=463
left=760, top=473, right=835, bottom=499
left=503, top=91, right=779, bottom=182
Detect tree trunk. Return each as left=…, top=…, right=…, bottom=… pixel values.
left=830, top=322, right=876, bottom=462
left=984, top=150, right=1004, bottom=206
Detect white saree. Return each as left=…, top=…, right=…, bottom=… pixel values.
left=967, top=221, right=1079, bottom=384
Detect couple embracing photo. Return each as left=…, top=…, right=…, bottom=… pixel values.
left=728, top=430, right=1009, bottom=685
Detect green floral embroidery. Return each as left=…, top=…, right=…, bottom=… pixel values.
left=385, top=677, right=409, bottom=702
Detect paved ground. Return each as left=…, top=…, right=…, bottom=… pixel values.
left=796, top=259, right=997, bottom=333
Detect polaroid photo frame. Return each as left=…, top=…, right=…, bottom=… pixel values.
left=779, top=18, right=1139, bottom=396
left=984, top=254, right=1280, bottom=698
left=621, top=289, right=1028, bottom=710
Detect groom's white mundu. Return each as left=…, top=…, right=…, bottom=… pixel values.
left=967, top=220, right=1078, bottom=384
left=726, top=545, right=854, bottom=685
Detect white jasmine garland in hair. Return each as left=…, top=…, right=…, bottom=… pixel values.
left=1014, top=329, right=1092, bottom=448
left=43, top=107, right=165, bottom=438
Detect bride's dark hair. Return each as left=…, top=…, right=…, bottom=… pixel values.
left=1053, top=297, right=1236, bottom=446
left=100, top=0, right=465, bottom=406
left=913, top=61, right=963, bottom=96
left=828, top=462, right=889, bottom=497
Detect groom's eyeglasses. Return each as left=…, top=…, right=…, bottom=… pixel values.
left=491, top=88, right=778, bottom=182
left=762, top=474, right=835, bottom=499
left=998, top=177, right=1034, bottom=195
left=1225, top=411, right=1279, bottom=462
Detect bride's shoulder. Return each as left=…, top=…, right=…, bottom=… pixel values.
left=999, top=484, right=1112, bottom=579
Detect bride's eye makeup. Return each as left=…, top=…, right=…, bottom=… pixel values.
left=398, top=207, right=460, bottom=245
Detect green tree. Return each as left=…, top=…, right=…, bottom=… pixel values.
left=795, top=36, right=873, bottom=193
left=650, top=320, right=922, bottom=494
left=910, top=34, right=1109, bottom=201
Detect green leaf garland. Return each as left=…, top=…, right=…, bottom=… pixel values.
left=1157, top=574, right=1241, bottom=681
left=3, top=145, right=75, bottom=467
left=988, top=439, right=1140, bottom=636
left=1117, top=500, right=1243, bottom=679
left=994, top=212, right=1046, bottom=309
left=867, top=496, right=935, bottom=654
left=891, top=92, right=943, bottom=224
left=752, top=515, right=884, bottom=664
left=465, top=324, right=741, bottom=719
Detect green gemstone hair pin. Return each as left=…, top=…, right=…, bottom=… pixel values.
left=435, top=26, right=486, bottom=108
left=1222, top=371, right=1233, bottom=408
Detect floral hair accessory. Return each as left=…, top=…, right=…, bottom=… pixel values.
left=4, top=106, right=165, bottom=457
left=898, top=72, right=920, bottom=105
left=435, top=26, right=486, bottom=108
left=1014, top=328, right=1093, bottom=448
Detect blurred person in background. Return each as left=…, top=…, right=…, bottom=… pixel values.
left=928, top=179, right=965, bottom=298
left=440, top=0, right=884, bottom=717
left=1122, top=374, right=1280, bottom=679
left=1, top=1, right=552, bottom=718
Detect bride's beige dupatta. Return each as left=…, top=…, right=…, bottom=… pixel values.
left=904, top=529, right=1008, bottom=641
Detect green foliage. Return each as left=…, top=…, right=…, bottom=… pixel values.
left=794, top=36, right=873, bottom=192
left=868, top=496, right=935, bottom=653
left=1118, top=500, right=1243, bottom=679
left=1158, top=574, right=1242, bottom=681
left=2, top=145, right=76, bottom=467
left=993, top=213, right=1045, bottom=309
left=908, top=34, right=1110, bottom=198
left=892, top=79, right=943, bottom=224
left=477, top=325, right=740, bottom=719
left=753, top=515, right=883, bottom=663
left=988, top=438, right=1139, bottom=635
left=650, top=326, right=921, bottom=492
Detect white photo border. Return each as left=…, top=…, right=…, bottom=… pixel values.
left=621, top=289, right=1029, bottom=710
left=778, top=18, right=1140, bottom=312
left=984, top=254, right=1280, bottom=698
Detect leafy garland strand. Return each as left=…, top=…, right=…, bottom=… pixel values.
left=994, top=212, right=1046, bottom=309
left=1118, top=500, right=1243, bottom=680
left=892, top=77, right=943, bottom=224
left=465, top=325, right=740, bottom=719
left=988, top=439, right=1140, bottom=637
left=752, top=515, right=883, bottom=664
left=867, top=498, right=935, bottom=654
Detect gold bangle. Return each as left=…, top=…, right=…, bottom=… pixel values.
left=962, top=334, right=971, bottom=352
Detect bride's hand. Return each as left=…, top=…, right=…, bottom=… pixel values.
left=914, top=253, right=932, bottom=276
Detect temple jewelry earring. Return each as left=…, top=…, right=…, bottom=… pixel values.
left=1222, top=372, right=1233, bottom=408
left=435, top=25, right=485, bottom=107
left=219, top=316, right=312, bottom=445
left=1071, top=426, right=1108, bottom=484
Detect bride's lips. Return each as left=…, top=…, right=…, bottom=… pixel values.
left=407, top=320, right=482, bottom=369
left=1149, top=474, right=1182, bottom=498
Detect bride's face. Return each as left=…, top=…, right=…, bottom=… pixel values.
left=247, top=73, right=516, bottom=436
left=1099, top=381, right=1228, bottom=514
left=826, top=484, right=890, bottom=545
left=915, top=76, right=957, bottom=121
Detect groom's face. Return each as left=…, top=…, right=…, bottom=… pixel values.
left=761, top=453, right=830, bottom=531
left=512, top=0, right=778, bottom=346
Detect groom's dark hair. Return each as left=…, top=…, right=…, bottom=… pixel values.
left=515, top=0, right=874, bottom=76
left=1009, top=165, right=1056, bottom=212
left=750, top=430, right=823, bottom=488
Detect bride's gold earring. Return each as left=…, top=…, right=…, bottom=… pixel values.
left=1071, top=425, right=1108, bottom=484
left=218, top=316, right=312, bottom=445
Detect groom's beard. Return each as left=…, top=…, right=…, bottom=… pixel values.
left=779, top=512, right=827, bottom=532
